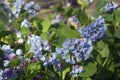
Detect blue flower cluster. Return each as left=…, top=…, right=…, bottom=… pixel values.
left=78, top=16, right=107, bottom=42
left=27, top=35, right=50, bottom=59
left=56, top=38, right=93, bottom=64
left=13, top=0, right=41, bottom=18
left=102, top=1, right=119, bottom=12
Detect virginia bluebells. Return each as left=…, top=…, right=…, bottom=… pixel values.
left=70, top=65, right=84, bottom=77
left=56, top=38, right=93, bottom=64
left=78, top=16, right=107, bottom=42
left=13, top=0, right=25, bottom=18
left=27, top=35, right=50, bottom=59
left=102, top=1, right=119, bottom=12
left=24, top=1, right=41, bottom=15
left=12, top=0, right=40, bottom=18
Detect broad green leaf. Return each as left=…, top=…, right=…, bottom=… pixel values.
left=79, top=63, right=97, bottom=77
left=41, top=19, right=51, bottom=32
left=114, top=28, right=120, bottom=39
left=97, top=40, right=109, bottom=57
left=114, top=8, right=120, bottom=23
left=103, top=14, right=114, bottom=22
left=0, top=31, right=12, bottom=39
left=9, top=57, right=21, bottom=67
left=40, top=32, right=48, bottom=40
left=56, top=27, right=81, bottom=45
left=77, top=9, right=90, bottom=26
left=20, top=26, right=29, bottom=35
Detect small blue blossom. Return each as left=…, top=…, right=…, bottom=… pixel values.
left=1, top=45, right=14, bottom=55
left=16, top=49, right=23, bottom=56
left=70, top=65, right=84, bottom=77
left=78, top=16, right=107, bottom=42
left=56, top=38, right=93, bottom=64
left=51, top=13, right=63, bottom=24
left=102, top=1, right=119, bottom=12
left=21, top=19, right=32, bottom=28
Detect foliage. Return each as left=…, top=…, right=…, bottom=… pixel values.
left=0, top=0, right=120, bottom=80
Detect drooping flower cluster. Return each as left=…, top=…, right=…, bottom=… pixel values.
left=13, top=0, right=41, bottom=18
left=13, top=0, right=26, bottom=18
left=24, top=1, right=41, bottom=15
left=102, top=1, right=119, bottom=12
left=27, top=35, right=62, bottom=71
left=56, top=38, right=93, bottom=64
left=78, top=16, right=107, bottom=42
left=27, top=35, right=50, bottom=59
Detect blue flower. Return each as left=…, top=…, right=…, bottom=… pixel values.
left=102, top=1, right=119, bottom=12
left=78, top=16, right=107, bottom=42
left=70, top=65, right=84, bottom=77
left=56, top=38, right=93, bottom=64
left=51, top=13, right=63, bottom=24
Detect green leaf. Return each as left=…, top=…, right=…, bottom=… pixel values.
left=114, top=28, right=120, bottom=39
left=40, top=32, right=48, bottom=40
left=9, top=57, right=21, bottom=67
left=114, top=8, right=120, bottom=23
left=103, top=14, right=114, bottom=22
left=41, top=19, right=51, bottom=32
left=0, top=31, right=12, bottom=39
left=20, top=26, right=29, bottom=35
left=79, top=63, right=97, bottom=77
left=63, top=7, right=73, bottom=17
left=24, top=52, right=34, bottom=59
left=0, top=20, right=5, bottom=30
left=25, top=42, right=31, bottom=52
left=56, top=27, right=81, bottom=44
left=96, top=0, right=108, bottom=11
left=97, top=40, right=110, bottom=57
left=77, top=9, right=90, bottom=26
left=27, top=62, right=41, bottom=73
left=62, top=67, right=70, bottom=80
